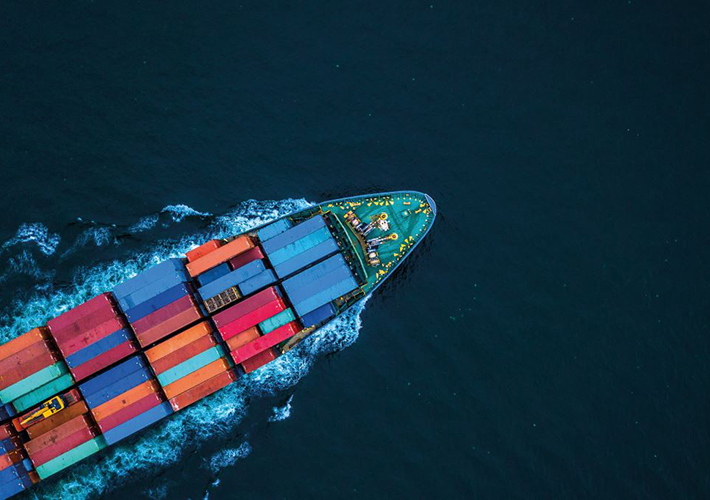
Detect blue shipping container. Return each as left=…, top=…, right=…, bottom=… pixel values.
left=293, top=277, right=358, bottom=318
left=281, top=253, right=348, bottom=292
left=274, top=239, right=340, bottom=279
left=79, top=355, right=148, bottom=398
left=299, top=302, right=336, bottom=327
left=0, top=439, right=15, bottom=454
left=261, top=216, right=326, bottom=254
left=0, top=462, right=30, bottom=485
left=112, top=259, right=186, bottom=299
left=257, top=218, right=292, bottom=242
left=103, top=402, right=173, bottom=445
left=117, top=271, right=188, bottom=311
left=84, top=368, right=152, bottom=409
left=267, top=227, right=333, bottom=266
left=196, top=263, right=231, bottom=287
left=0, top=474, right=32, bottom=499
left=283, top=264, right=354, bottom=305
left=124, top=283, right=191, bottom=323
left=238, top=269, right=277, bottom=296
left=198, top=260, right=265, bottom=301
left=66, top=328, right=133, bottom=368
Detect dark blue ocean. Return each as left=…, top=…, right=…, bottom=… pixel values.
left=1, top=1, right=709, bottom=498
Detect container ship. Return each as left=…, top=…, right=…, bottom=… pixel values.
left=0, top=191, right=436, bottom=498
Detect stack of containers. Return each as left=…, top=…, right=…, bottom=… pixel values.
left=281, top=254, right=358, bottom=323
left=47, top=294, right=137, bottom=382
left=0, top=423, right=36, bottom=499
left=261, top=215, right=340, bottom=279
left=197, top=260, right=273, bottom=304
left=212, top=287, right=301, bottom=373
left=19, top=390, right=105, bottom=481
left=145, top=321, right=236, bottom=411
left=79, top=355, right=172, bottom=445
left=0, top=328, right=73, bottom=414
left=113, top=259, right=203, bottom=347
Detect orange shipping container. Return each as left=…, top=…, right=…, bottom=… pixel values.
left=24, top=415, right=91, bottom=455
left=0, top=327, right=49, bottom=361
left=186, top=236, right=254, bottom=277
left=163, top=358, right=231, bottom=399
left=145, top=321, right=213, bottom=363
left=136, top=305, right=204, bottom=347
left=225, top=327, right=261, bottom=352
left=90, top=380, right=162, bottom=421
left=0, top=339, right=52, bottom=376
left=186, top=240, right=222, bottom=262
left=169, top=370, right=237, bottom=412
left=26, top=401, right=89, bottom=440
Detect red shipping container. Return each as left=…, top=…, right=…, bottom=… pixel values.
left=50, top=303, right=119, bottom=342
left=150, top=335, right=217, bottom=375
left=227, top=246, right=264, bottom=270
left=241, top=349, right=277, bottom=373
left=28, top=426, right=95, bottom=467
left=136, top=306, right=203, bottom=347
left=212, top=287, right=279, bottom=328
left=0, top=328, right=49, bottom=362
left=97, top=393, right=163, bottom=433
left=70, top=341, right=138, bottom=381
left=231, top=322, right=300, bottom=364
left=131, top=295, right=195, bottom=335
left=225, top=327, right=260, bottom=352
left=219, top=300, right=285, bottom=341
left=24, top=415, right=91, bottom=455
left=0, top=350, right=58, bottom=388
left=168, top=370, right=236, bottom=412
left=0, top=423, right=15, bottom=440
left=57, top=317, right=127, bottom=356
left=186, top=240, right=222, bottom=262
left=0, top=449, right=24, bottom=471
left=0, top=340, right=52, bottom=375
left=47, top=293, right=114, bottom=333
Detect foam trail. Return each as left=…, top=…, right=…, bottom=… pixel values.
left=128, top=215, right=159, bottom=234
left=207, top=442, right=252, bottom=473
left=161, top=204, right=212, bottom=222
left=1, top=222, right=60, bottom=256
left=10, top=198, right=370, bottom=500
left=269, top=395, right=294, bottom=422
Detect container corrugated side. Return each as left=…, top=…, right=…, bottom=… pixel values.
left=261, top=215, right=325, bottom=255
left=102, top=403, right=172, bottom=445
left=26, top=401, right=89, bottom=440
left=212, top=287, right=279, bottom=328
left=186, top=240, right=222, bottom=262
left=238, top=269, right=277, bottom=297
left=231, top=323, right=300, bottom=364
left=156, top=346, right=226, bottom=387
left=123, top=283, right=192, bottom=323
left=273, top=238, right=339, bottom=279
left=169, top=370, right=236, bottom=412
left=35, top=437, right=106, bottom=479
left=267, top=226, right=333, bottom=266
left=186, top=236, right=254, bottom=277
left=150, top=335, right=217, bottom=375
left=197, top=260, right=265, bottom=301
left=163, top=358, right=231, bottom=399
left=227, top=246, right=264, bottom=270
left=218, top=301, right=286, bottom=341
left=144, top=321, right=213, bottom=363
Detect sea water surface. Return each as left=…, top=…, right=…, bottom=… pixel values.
left=1, top=1, right=709, bottom=499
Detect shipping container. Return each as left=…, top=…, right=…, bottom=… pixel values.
left=28, top=426, right=95, bottom=467
left=195, top=263, right=231, bottom=287
left=231, top=323, right=300, bottom=364
left=225, top=327, right=260, bottom=352
left=0, top=340, right=51, bottom=375
left=144, top=321, right=213, bottom=363
left=241, top=349, right=277, bottom=374
left=238, top=269, right=277, bottom=297
left=0, top=328, right=49, bottom=363
left=281, top=253, right=349, bottom=291
left=24, top=415, right=91, bottom=456
left=150, top=335, right=217, bottom=375
left=70, top=341, right=139, bottom=382
left=0, top=449, right=24, bottom=470
left=186, top=240, right=222, bottom=262
left=257, top=218, right=293, bottom=242
left=90, top=380, right=160, bottom=421
left=136, top=305, right=203, bottom=347
left=299, top=302, right=336, bottom=327
left=112, top=259, right=186, bottom=299
left=123, top=283, right=192, bottom=323
left=46, top=294, right=113, bottom=333
left=79, top=355, right=148, bottom=399
left=0, top=475, right=33, bottom=500
left=49, top=304, right=119, bottom=342
left=258, top=308, right=296, bottom=335
left=0, top=351, right=58, bottom=389
left=116, top=272, right=189, bottom=311
left=283, top=263, right=354, bottom=305
left=267, top=226, right=333, bottom=266
left=186, top=236, right=254, bottom=277
left=0, top=362, right=68, bottom=404
left=102, top=403, right=172, bottom=445
left=83, top=369, right=152, bottom=409
left=65, top=328, right=133, bottom=368
left=169, top=370, right=236, bottom=412
left=212, top=287, right=280, bottom=328
left=197, top=260, right=265, bottom=301
left=12, top=373, right=74, bottom=413
left=35, top=437, right=106, bottom=479
left=97, top=393, right=163, bottom=433
left=131, top=295, right=195, bottom=335
left=227, top=246, right=264, bottom=271
left=57, top=317, right=127, bottom=356
left=293, top=277, right=358, bottom=318
left=163, top=358, right=231, bottom=399
left=261, top=215, right=326, bottom=255
left=26, top=401, right=89, bottom=440
left=0, top=463, right=32, bottom=492
left=218, top=300, right=286, bottom=341
left=273, top=238, right=340, bottom=279
left=157, top=346, right=226, bottom=387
